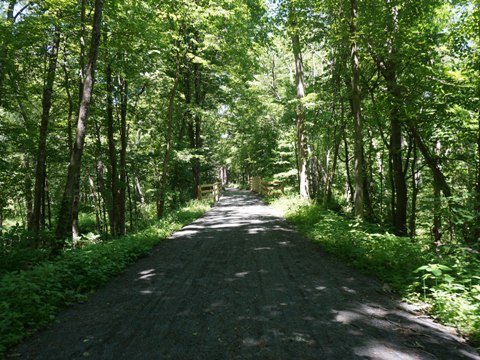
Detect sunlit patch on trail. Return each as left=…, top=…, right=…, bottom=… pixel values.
left=235, top=271, right=250, bottom=278
left=137, top=268, right=156, bottom=280
left=334, top=310, right=363, bottom=324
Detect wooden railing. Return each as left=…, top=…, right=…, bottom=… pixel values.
left=197, top=182, right=222, bottom=201
left=249, top=176, right=284, bottom=196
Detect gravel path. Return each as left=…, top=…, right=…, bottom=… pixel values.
left=14, top=189, right=480, bottom=359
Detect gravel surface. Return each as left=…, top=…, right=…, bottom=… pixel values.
left=13, top=189, right=480, bottom=359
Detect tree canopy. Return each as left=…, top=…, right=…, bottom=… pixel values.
left=0, top=0, right=478, bottom=244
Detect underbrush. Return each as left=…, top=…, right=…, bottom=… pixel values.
left=0, top=200, right=210, bottom=356
left=271, top=195, right=480, bottom=347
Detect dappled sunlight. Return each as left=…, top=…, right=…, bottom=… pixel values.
left=333, top=309, right=364, bottom=325
left=353, top=342, right=421, bottom=360
left=142, top=190, right=477, bottom=358
left=234, top=271, right=250, bottom=278
left=253, top=247, right=272, bottom=251
left=21, top=189, right=476, bottom=360
left=136, top=268, right=157, bottom=281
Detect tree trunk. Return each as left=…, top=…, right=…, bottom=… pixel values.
left=157, top=54, right=180, bottom=218
left=92, top=118, right=108, bottom=234
left=24, top=157, right=33, bottom=231
left=432, top=183, right=442, bottom=245
left=473, top=8, right=480, bottom=243
left=127, top=174, right=133, bottom=231
left=409, top=142, right=419, bottom=238
left=371, top=3, right=407, bottom=235
left=350, top=0, right=364, bottom=218
left=0, top=0, right=16, bottom=105
left=474, top=110, right=480, bottom=243
left=46, top=176, right=52, bottom=229
left=374, top=58, right=407, bottom=235
left=105, top=63, right=119, bottom=236
left=118, top=78, right=128, bottom=235
left=291, top=31, right=309, bottom=198
left=407, top=122, right=452, bottom=198
left=62, top=63, right=74, bottom=156
left=32, top=30, right=60, bottom=238
left=343, top=131, right=354, bottom=206
left=390, top=102, right=407, bottom=236
left=88, top=173, right=101, bottom=232
left=55, top=0, right=103, bottom=244
left=71, top=0, right=88, bottom=237
left=186, top=59, right=203, bottom=199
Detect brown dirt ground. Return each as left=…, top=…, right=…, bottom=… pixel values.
left=12, top=189, right=480, bottom=359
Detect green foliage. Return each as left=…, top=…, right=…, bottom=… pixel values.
left=0, top=226, right=52, bottom=275
left=272, top=196, right=480, bottom=346
left=0, top=200, right=210, bottom=356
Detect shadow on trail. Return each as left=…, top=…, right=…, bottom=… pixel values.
left=14, top=189, right=480, bottom=360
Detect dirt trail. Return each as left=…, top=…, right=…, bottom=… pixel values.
left=14, top=190, right=480, bottom=359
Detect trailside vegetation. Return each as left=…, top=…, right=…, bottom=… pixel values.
left=271, top=196, right=480, bottom=346
left=0, top=200, right=210, bottom=355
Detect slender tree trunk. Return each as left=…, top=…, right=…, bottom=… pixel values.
left=390, top=107, right=407, bottom=235
left=0, top=199, right=3, bottom=235
left=473, top=7, right=480, bottom=243
left=106, top=63, right=119, bottom=236
left=127, top=174, right=133, bottom=231
left=343, top=131, right=354, bottom=205
left=374, top=59, right=407, bottom=235
left=32, top=31, right=60, bottom=238
left=474, top=111, right=480, bottom=243
left=62, top=63, right=74, bottom=156
left=93, top=118, right=108, bottom=233
left=46, top=177, right=52, bottom=229
left=186, top=59, right=203, bottom=198
left=324, top=127, right=340, bottom=207
left=350, top=0, right=364, bottom=218
left=71, top=0, right=88, bottom=238
left=409, top=142, right=418, bottom=238
left=96, top=161, right=108, bottom=234
left=194, top=64, right=203, bottom=195
left=0, top=0, right=16, bottom=105
left=291, top=31, right=309, bottom=198
left=135, top=176, right=145, bottom=208
left=55, top=0, right=103, bottom=244
left=432, top=183, right=442, bottom=245
left=10, top=78, right=34, bottom=230
left=88, top=173, right=101, bottom=232
left=118, top=79, right=128, bottom=235
left=370, top=3, right=407, bottom=235
left=24, top=157, right=33, bottom=231
left=157, top=54, right=180, bottom=218
left=70, top=175, right=81, bottom=238
left=407, top=122, right=452, bottom=197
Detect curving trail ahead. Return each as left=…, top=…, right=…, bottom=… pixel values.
left=14, top=190, right=480, bottom=359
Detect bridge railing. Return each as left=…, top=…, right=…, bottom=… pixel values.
left=197, top=182, right=222, bottom=202
left=249, top=176, right=284, bottom=196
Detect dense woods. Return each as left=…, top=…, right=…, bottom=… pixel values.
left=0, top=0, right=479, bottom=352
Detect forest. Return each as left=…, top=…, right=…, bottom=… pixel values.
left=0, top=0, right=479, bottom=354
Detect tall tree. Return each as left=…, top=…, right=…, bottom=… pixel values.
left=55, top=0, right=104, bottom=243
left=31, top=28, right=61, bottom=238
left=105, top=63, right=120, bottom=236
left=287, top=2, right=309, bottom=198
left=349, top=0, right=364, bottom=218
left=157, top=52, right=181, bottom=218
